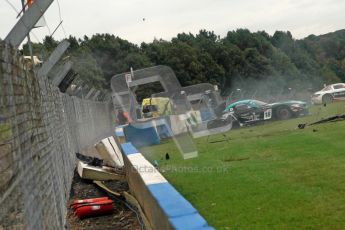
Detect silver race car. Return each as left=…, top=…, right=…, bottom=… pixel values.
left=311, top=83, right=345, bottom=104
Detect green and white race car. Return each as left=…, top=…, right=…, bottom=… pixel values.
left=207, top=99, right=308, bottom=129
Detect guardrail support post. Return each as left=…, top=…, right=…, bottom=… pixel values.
left=5, top=0, right=55, bottom=48
left=38, top=40, right=70, bottom=78
left=51, top=61, right=73, bottom=86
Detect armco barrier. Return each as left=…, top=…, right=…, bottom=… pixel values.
left=120, top=142, right=213, bottom=230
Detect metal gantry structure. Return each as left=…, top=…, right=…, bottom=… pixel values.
left=4, top=0, right=109, bottom=102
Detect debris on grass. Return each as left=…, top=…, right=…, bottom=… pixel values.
left=298, top=124, right=306, bottom=129
left=298, top=114, right=345, bottom=129
left=222, top=156, right=250, bottom=162
left=309, top=114, right=345, bottom=125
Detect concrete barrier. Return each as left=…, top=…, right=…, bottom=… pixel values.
left=95, top=136, right=124, bottom=167
left=120, top=142, right=214, bottom=230
left=115, top=126, right=126, bottom=143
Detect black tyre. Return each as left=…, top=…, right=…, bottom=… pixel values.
left=207, top=116, right=233, bottom=130
left=322, top=94, right=333, bottom=104
left=232, top=120, right=241, bottom=129
left=276, top=107, right=292, bottom=120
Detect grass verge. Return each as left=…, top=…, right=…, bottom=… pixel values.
left=140, top=102, right=345, bottom=229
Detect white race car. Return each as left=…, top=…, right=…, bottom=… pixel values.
left=311, top=83, right=345, bottom=104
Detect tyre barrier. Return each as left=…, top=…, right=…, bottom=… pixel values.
left=120, top=142, right=214, bottom=230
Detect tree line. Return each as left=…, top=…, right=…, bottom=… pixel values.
left=23, top=29, right=345, bottom=96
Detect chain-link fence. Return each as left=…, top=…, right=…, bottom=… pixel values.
left=0, top=42, right=114, bottom=229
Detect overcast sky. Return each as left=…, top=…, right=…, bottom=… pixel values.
left=1, top=0, right=345, bottom=45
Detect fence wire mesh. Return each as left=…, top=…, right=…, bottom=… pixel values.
left=0, top=42, right=114, bottom=229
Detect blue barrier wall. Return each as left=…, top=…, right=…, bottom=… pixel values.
left=120, top=142, right=213, bottom=230
left=123, top=124, right=160, bottom=148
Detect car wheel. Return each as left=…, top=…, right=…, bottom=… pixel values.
left=322, top=94, right=333, bottom=104
left=232, top=120, right=240, bottom=129
left=207, top=117, right=233, bottom=130
left=276, top=107, right=292, bottom=120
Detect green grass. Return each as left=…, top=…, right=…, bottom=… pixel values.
left=140, top=102, right=345, bottom=229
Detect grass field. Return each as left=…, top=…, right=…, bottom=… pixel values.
left=140, top=101, right=345, bottom=229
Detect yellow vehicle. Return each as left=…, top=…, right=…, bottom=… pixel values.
left=141, top=97, right=173, bottom=118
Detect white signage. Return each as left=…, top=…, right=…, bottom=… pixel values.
left=125, top=73, right=132, bottom=84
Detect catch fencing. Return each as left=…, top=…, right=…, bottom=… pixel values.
left=0, top=42, right=113, bottom=229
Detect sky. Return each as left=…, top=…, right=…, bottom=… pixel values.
left=1, top=0, right=345, bottom=45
